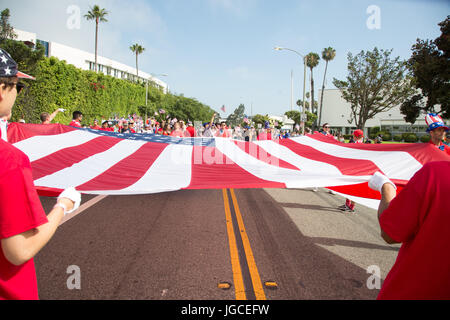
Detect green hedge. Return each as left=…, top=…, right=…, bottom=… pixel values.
left=12, top=56, right=215, bottom=125
left=393, top=134, right=403, bottom=142
left=404, top=134, right=418, bottom=143
left=420, top=135, right=430, bottom=143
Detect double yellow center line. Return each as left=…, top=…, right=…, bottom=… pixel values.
left=222, top=189, right=266, bottom=300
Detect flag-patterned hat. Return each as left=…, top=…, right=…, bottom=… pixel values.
left=0, top=48, right=36, bottom=80
left=425, top=113, right=449, bottom=133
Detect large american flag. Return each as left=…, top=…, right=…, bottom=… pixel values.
left=7, top=123, right=449, bottom=209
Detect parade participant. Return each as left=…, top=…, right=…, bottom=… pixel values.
left=425, top=113, right=450, bottom=155
left=444, top=131, right=450, bottom=146
left=321, top=123, right=331, bottom=136
left=40, top=108, right=65, bottom=124
left=90, top=119, right=101, bottom=130
left=368, top=163, right=450, bottom=299
left=100, top=120, right=112, bottom=132
left=215, top=121, right=231, bottom=138
left=0, top=48, right=82, bottom=300
left=170, top=121, right=185, bottom=138
left=185, top=122, right=196, bottom=137
left=69, top=111, right=83, bottom=127
left=339, top=129, right=364, bottom=212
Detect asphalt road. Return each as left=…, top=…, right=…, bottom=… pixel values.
left=35, top=187, right=400, bottom=300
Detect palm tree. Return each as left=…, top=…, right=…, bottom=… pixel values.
left=84, top=5, right=109, bottom=73
left=130, top=44, right=145, bottom=78
left=318, top=47, right=336, bottom=126
left=306, top=53, right=320, bottom=115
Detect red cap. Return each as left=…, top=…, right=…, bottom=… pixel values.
left=353, top=129, right=364, bottom=138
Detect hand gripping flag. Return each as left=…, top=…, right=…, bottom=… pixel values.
left=6, top=123, right=450, bottom=209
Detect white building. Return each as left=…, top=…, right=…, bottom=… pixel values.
left=13, top=29, right=169, bottom=93
left=318, top=89, right=449, bottom=137
left=268, top=115, right=295, bottom=131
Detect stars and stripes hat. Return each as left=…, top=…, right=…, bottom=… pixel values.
left=0, top=48, right=36, bottom=80
left=425, top=113, right=449, bottom=133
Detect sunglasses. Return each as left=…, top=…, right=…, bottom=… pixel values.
left=1, top=81, right=26, bottom=93
left=16, top=82, right=26, bottom=94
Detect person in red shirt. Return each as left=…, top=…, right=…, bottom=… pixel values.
left=339, top=129, right=364, bottom=212
left=185, top=122, right=196, bottom=137
left=0, top=48, right=81, bottom=300
left=90, top=119, right=101, bottom=130
left=368, top=162, right=450, bottom=299
left=69, top=111, right=83, bottom=127
left=425, top=113, right=450, bottom=156
left=100, top=120, right=112, bottom=132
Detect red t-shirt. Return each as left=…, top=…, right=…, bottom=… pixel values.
left=185, top=126, right=196, bottom=137
left=90, top=125, right=101, bottom=130
left=428, top=140, right=450, bottom=156
left=69, top=120, right=81, bottom=128
left=378, top=161, right=450, bottom=300
left=0, top=140, right=49, bottom=300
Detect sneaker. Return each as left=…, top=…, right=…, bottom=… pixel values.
left=339, top=205, right=355, bottom=213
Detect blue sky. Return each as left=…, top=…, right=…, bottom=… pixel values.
left=4, top=0, right=449, bottom=117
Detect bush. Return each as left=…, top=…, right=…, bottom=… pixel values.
left=404, top=134, right=418, bottom=143
left=393, top=134, right=403, bottom=142
left=420, top=135, right=431, bottom=143
left=370, top=126, right=381, bottom=135
left=343, top=134, right=353, bottom=140
left=380, top=132, right=392, bottom=141
left=401, top=132, right=411, bottom=141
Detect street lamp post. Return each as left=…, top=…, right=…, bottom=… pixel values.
left=274, top=47, right=307, bottom=135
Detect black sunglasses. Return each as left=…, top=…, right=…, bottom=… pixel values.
left=16, top=82, right=26, bottom=94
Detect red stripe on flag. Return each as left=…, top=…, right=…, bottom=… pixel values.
left=76, top=142, right=168, bottom=191
left=306, top=133, right=450, bottom=165
left=327, top=183, right=405, bottom=200
left=233, top=140, right=300, bottom=171
left=280, top=139, right=380, bottom=176
left=31, top=136, right=121, bottom=180
left=188, top=146, right=286, bottom=189
left=8, top=123, right=77, bottom=144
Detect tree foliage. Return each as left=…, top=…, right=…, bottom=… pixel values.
left=11, top=56, right=215, bottom=124
left=401, top=16, right=450, bottom=123
left=227, top=104, right=245, bottom=127
left=284, top=110, right=317, bottom=129
left=0, top=9, right=16, bottom=41
left=333, top=47, right=414, bottom=129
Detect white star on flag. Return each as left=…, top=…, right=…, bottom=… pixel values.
left=0, top=55, right=7, bottom=64
left=4, top=67, right=11, bottom=75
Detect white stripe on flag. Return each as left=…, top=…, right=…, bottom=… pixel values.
left=253, top=140, right=342, bottom=175
left=34, top=139, right=147, bottom=189
left=82, top=144, right=193, bottom=195
left=13, top=130, right=98, bottom=162
left=290, top=136, right=422, bottom=180
left=215, top=138, right=370, bottom=188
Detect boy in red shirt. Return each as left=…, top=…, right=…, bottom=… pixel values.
left=369, top=162, right=450, bottom=299
left=69, top=111, right=83, bottom=127
left=0, top=48, right=81, bottom=300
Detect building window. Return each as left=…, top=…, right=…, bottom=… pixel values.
left=36, top=40, right=49, bottom=57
